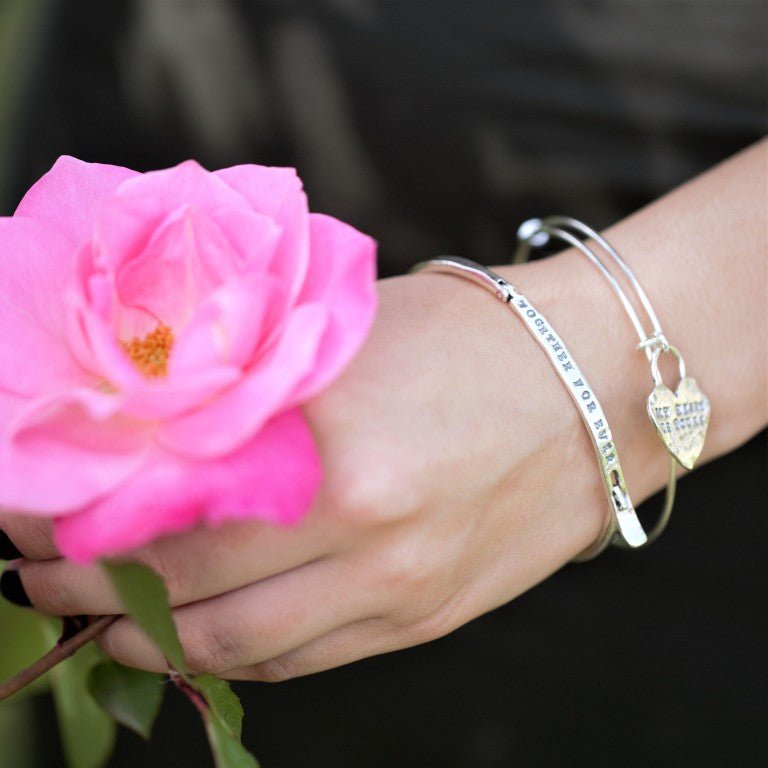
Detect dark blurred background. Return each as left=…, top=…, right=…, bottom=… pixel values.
left=0, top=1, right=766, bottom=766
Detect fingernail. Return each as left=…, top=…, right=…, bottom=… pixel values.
left=0, top=531, right=22, bottom=560
left=0, top=569, right=32, bottom=608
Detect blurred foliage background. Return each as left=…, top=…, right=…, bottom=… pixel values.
left=0, top=584, right=53, bottom=767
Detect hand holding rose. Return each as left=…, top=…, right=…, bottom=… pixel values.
left=2, top=261, right=612, bottom=680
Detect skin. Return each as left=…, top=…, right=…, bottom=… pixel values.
left=1, top=139, right=766, bottom=682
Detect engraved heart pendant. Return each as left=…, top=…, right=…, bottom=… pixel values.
left=647, top=376, right=710, bottom=470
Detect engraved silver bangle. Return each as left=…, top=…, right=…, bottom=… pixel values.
left=410, top=256, right=647, bottom=561
left=515, top=216, right=711, bottom=552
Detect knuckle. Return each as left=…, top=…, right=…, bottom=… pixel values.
left=324, top=460, right=409, bottom=528
left=183, top=620, right=247, bottom=675
left=22, top=565, right=74, bottom=615
left=97, top=623, right=127, bottom=664
left=98, top=621, right=155, bottom=671
left=251, top=656, right=294, bottom=684
left=371, top=537, right=429, bottom=597
left=399, top=593, right=468, bottom=646
left=324, top=469, right=381, bottom=527
left=0, top=515, right=56, bottom=559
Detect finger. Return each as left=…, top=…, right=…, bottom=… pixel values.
left=97, top=555, right=371, bottom=674
left=222, top=616, right=405, bottom=682
left=225, top=590, right=473, bottom=682
left=16, top=506, right=341, bottom=616
left=0, top=513, right=58, bottom=560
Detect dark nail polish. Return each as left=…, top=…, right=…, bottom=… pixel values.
left=0, top=531, right=22, bottom=560
left=0, top=569, right=32, bottom=608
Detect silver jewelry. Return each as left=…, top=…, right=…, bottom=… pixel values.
left=515, top=216, right=711, bottom=548
left=410, top=256, right=647, bottom=560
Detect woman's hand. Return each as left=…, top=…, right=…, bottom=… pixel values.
left=1, top=255, right=619, bottom=681
left=2, top=139, right=765, bottom=681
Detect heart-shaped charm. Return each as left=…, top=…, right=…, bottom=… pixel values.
left=647, top=376, right=710, bottom=470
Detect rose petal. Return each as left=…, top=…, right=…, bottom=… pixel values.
left=93, top=160, right=253, bottom=272
left=170, top=272, right=288, bottom=375
left=216, top=165, right=310, bottom=302
left=291, top=213, right=377, bottom=401
left=0, top=390, right=24, bottom=429
left=119, top=366, right=243, bottom=421
left=204, top=408, right=321, bottom=527
left=54, top=408, right=321, bottom=563
left=114, top=206, right=241, bottom=330
left=0, top=388, right=151, bottom=514
left=0, top=217, right=90, bottom=396
left=213, top=208, right=282, bottom=274
left=14, top=156, right=138, bottom=246
left=67, top=281, right=147, bottom=388
left=158, top=303, right=328, bottom=458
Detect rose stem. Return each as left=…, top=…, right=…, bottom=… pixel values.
left=169, top=667, right=208, bottom=718
left=0, top=614, right=119, bottom=701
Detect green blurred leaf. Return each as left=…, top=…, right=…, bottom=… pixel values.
left=205, top=711, right=260, bottom=768
left=102, top=561, right=186, bottom=673
left=102, top=561, right=260, bottom=767
left=88, top=660, right=164, bottom=740
left=193, top=676, right=258, bottom=768
left=0, top=697, right=37, bottom=766
left=193, top=675, right=244, bottom=740
left=0, top=563, right=57, bottom=703
left=45, top=630, right=116, bottom=768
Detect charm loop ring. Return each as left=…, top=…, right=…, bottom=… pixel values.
left=650, top=344, right=687, bottom=388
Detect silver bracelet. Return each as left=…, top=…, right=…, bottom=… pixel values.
left=410, top=256, right=647, bottom=560
left=515, top=216, right=711, bottom=550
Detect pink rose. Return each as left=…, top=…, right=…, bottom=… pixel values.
left=0, top=157, right=376, bottom=562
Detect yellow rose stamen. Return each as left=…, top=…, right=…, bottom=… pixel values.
left=122, top=324, right=175, bottom=378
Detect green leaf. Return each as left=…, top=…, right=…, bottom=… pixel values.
left=0, top=580, right=57, bottom=702
left=46, top=633, right=116, bottom=768
left=102, top=561, right=186, bottom=673
left=193, top=675, right=244, bottom=740
left=191, top=676, right=259, bottom=768
left=102, top=561, right=260, bottom=767
left=88, top=660, right=165, bottom=740
left=205, top=712, right=260, bottom=768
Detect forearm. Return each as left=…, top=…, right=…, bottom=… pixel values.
left=497, top=139, right=767, bottom=507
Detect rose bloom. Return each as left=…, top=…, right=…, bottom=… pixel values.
left=0, top=157, right=377, bottom=562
